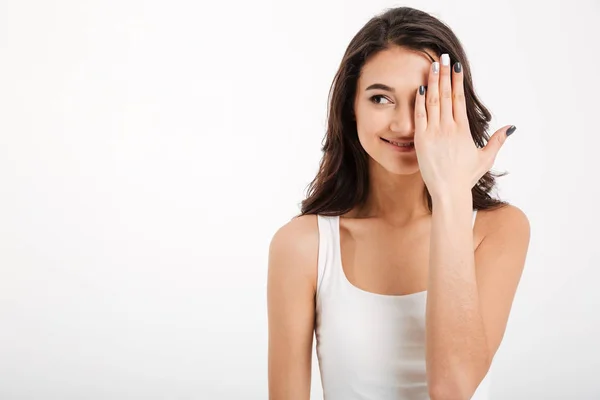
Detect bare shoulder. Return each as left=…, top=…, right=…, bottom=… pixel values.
left=476, top=203, right=531, bottom=244
left=268, top=214, right=320, bottom=292
left=267, top=214, right=320, bottom=397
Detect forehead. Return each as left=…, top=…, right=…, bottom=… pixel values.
left=358, top=46, right=437, bottom=90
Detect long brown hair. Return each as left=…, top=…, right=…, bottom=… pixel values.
left=299, top=6, right=508, bottom=216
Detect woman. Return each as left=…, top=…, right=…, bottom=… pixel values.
left=267, top=6, right=530, bottom=400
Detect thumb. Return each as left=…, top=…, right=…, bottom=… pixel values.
left=483, top=124, right=516, bottom=162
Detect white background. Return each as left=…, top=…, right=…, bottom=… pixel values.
left=1, top=0, right=599, bottom=399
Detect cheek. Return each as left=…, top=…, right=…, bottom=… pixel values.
left=356, top=108, right=389, bottom=141
left=356, top=120, right=386, bottom=155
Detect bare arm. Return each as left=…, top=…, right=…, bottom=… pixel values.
left=267, top=215, right=319, bottom=400
left=426, top=192, right=530, bottom=400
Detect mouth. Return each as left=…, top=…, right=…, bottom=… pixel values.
left=380, top=137, right=414, bottom=148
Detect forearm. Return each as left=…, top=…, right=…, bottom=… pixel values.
left=426, top=189, right=490, bottom=399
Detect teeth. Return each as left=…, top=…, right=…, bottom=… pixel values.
left=390, top=141, right=413, bottom=147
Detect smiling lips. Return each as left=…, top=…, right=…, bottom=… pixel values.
left=380, top=137, right=414, bottom=148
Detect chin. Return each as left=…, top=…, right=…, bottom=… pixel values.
left=360, top=136, right=421, bottom=176
left=382, top=162, right=420, bottom=175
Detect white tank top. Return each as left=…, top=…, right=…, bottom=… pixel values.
left=314, top=210, right=491, bottom=399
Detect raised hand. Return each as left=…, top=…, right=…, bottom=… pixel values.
left=413, top=53, right=516, bottom=199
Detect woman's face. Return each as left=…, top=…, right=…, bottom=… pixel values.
left=353, top=46, right=438, bottom=175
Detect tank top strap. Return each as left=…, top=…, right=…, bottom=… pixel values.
left=316, top=214, right=341, bottom=296
left=472, top=208, right=478, bottom=227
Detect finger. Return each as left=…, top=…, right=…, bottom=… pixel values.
left=415, top=85, right=427, bottom=134
left=482, top=125, right=516, bottom=165
left=439, top=53, right=453, bottom=128
left=426, top=60, right=440, bottom=128
left=451, top=61, right=469, bottom=128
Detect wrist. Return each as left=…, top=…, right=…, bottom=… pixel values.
left=430, top=187, right=473, bottom=209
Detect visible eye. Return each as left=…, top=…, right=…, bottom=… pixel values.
left=369, top=95, right=392, bottom=105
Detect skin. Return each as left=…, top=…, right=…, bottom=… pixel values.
left=267, top=45, right=530, bottom=399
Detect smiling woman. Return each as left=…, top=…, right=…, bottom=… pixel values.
left=267, top=6, right=530, bottom=400
left=301, top=23, right=505, bottom=215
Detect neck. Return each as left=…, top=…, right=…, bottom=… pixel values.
left=352, top=160, right=430, bottom=224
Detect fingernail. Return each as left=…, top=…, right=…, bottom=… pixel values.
left=441, top=54, right=450, bottom=66
left=506, top=125, right=517, bottom=136
left=453, top=62, right=462, bottom=73
left=419, top=85, right=425, bottom=95
left=432, top=62, right=439, bottom=74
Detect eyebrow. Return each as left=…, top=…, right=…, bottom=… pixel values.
left=365, top=83, right=395, bottom=92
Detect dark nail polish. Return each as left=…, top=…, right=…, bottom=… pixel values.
left=419, top=85, right=425, bottom=95
left=506, top=125, right=517, bottom=136
left=453, top=62, right=462, bottom=73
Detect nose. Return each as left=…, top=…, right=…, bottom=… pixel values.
left=389, top=103, right=415, bottom=134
